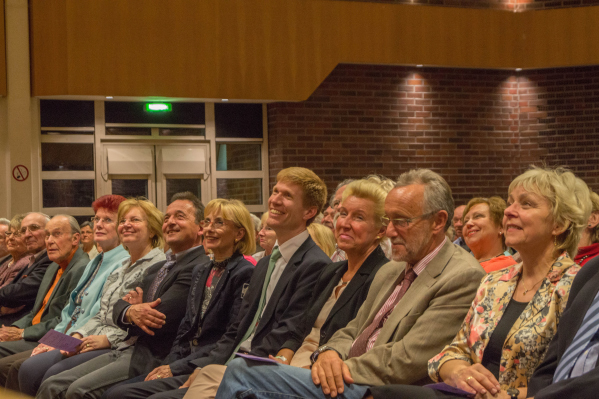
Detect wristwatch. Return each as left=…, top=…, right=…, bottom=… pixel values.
left=507, top=388, right=519, bottom=399
left=310, top=345, right=342, bottom=365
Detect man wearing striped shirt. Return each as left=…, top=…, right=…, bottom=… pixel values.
left=216, top=169, right=485, bottom=399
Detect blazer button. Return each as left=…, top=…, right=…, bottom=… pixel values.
left=192, top=339, right=199, bottom=346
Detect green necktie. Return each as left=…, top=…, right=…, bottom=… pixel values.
left=227, top=246, right=282, bottom=363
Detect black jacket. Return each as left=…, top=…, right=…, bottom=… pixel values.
left=282, top=245, right=388, bottom=352
left=528, top=255, right=599, bottom=399
left=164, top=252, right=254, bottom=375
left=187, top=235, right=330, bottom=372
left=0, top=250, right=53, bottom=324
left=113, top=245, right=209, bottom=377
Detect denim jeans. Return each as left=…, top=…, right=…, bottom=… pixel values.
left=215, top=358, right=369, bottom=399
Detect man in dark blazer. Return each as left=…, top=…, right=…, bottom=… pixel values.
left=108, top=167, right=331, bottom=399
left=0, top=212, right=53, bottom=325
left=0, top=215, right=88, bottom=383
left=37, top=192, right=207, bottom=399
left=527, top=255, right=599, bottom=399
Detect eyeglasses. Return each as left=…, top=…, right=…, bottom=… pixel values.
left=5, top=231, right=21, bottom=238
left=118, top=217, right=145, bottom=226
left=91, top=217, right=115, bottom=225
left=201, top=218, right=228, bottom=229
left=20, top=224, right=43, bottom=235
left=381, top=212, right=434, bottom=229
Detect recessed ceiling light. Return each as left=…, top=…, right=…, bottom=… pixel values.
left=416, top=65, right=423, bottom=68
left=106, top=96, right=113, bottom=99
left=222, top=99, right=229, bottom=102
left=515, top=68, right=522, bottom=72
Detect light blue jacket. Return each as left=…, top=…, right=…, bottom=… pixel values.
left=54, top=245, right=130, bottom=334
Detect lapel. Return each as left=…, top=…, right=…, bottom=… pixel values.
left=564, top=263, right=599, bottom=350
left=255, top=237, right=314, bottom=336
left=327, top=246, right=387, bottom=323
left=155, top=246, right=205, bottom=296
left=202, top=254, right=243, bottom=320
left=375, top=240, right=454, bottom=344
left=505, top=254, right=575, bottom=344
left=191, top=261, right=213, bottom=323
left=45, top=248, right=87, bottom=305
left=35, top=262, right=59, bottom=311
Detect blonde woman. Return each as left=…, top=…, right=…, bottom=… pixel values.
left=308, top=223, right=336, bottom=257
left=253, top=213, right=276, bottom=262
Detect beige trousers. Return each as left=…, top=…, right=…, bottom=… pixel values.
left=182, top=364, right=228, bottom=399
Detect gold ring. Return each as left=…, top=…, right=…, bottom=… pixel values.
left=86, top=344, right=90, bottom=348
left=157, top=375, right=161, bottom=379
left=467, top=376, right=474, bottom=381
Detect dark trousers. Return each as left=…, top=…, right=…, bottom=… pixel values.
left=103, top=374, right=189, bottom=399
left=370, top=384, right=470, bottom=399
left=0, top=340, right=37, bottom=388
left=19, top=348, right=110, bottom=396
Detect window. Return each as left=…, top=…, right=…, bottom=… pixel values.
left=217, top=178, right=263, bottom=205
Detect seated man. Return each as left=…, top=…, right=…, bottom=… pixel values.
left=216, top=169, right=485, bottom=399
left=0, top=212, right=53, bottom=325
left=105, top=166, right=331, bottom=399
left=526, top=254, right=599, bottom=399
left=0, top=215, right=89, bottom=380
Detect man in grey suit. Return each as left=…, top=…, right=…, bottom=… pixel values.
left=216, top=169, right=485, bottom=399
left=0, top=215, right=89, bottom=381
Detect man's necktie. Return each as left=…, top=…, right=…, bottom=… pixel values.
left=227, top=246, right=282, bottom=363
left=146, top=257, right=177, bottom=302
left=554, top=289, right=599, bottom=382
left=348, top=268, right=417, bottom=358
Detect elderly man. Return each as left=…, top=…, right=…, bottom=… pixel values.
left=0, top=219, right=9, bottom=262
left=0, top=213, right=53, bottom=325
left=452, top=204, right=469, bottom=252
left=0, top=215, right=88, bottom=373
left=216, top=169, right=485, bottom=399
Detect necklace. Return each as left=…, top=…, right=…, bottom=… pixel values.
left=519, top=271, right=549, bottom=295
left=479, top=253, right=504, bottom=264
left=575, top=254, right=592, bottom=265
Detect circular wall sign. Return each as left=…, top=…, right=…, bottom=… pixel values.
left=12, top=165, right=29, bottom=182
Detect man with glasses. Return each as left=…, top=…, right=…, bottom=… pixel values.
left=215, top=169, right=485, bottom=399
left=0, top=213, right=53, bottom=325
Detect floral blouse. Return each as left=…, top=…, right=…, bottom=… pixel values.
left=429, top=252, right=579, bottom=390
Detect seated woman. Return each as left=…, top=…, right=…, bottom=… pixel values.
left=368, top=166, right=591, bottom=399
left=0, top=215, right=29, bottom=289
left=79, top=221, right=100, bottom=259
left=462, top=196, right=517, bottom=273
left=575, top=190, right=599, bottom=266
left=19, top=197, right=166, bottom=396
left=180, top=179, right=391, bottom=399
left=307, top=222, right=337, bottom=258
left=252, top=213, right=276, bottom=262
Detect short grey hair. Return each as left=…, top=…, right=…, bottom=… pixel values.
left=330, top=179, right=356, bottom=207
left=52, top=214, right=81, bottom=235
left=250, top=213, right=261, bottom=232
left=80, top=221, right=93, bottom=230
left=26, top=212, right=51, bottom=223
left=395, top=169, right=455, bottom=231
left=0, top=218, right=9, bottom=227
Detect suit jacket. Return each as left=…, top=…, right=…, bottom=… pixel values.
left=0, top=250, right=52, bottom=309
left=164, top=252, right=254, bottom=375
left=327, top=239, right=485, bottom=387
left=528, top=255, right=599, bottom=399
left=282, top=245, right=388, bottom=352
left=113, top=245, right=208, bottom=377
left=13, top=248, right=89, bottom=341
left=188, top=235, right=330, bottom=371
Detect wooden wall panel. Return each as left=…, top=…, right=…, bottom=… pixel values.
left=28, top=0, right=599, bottom=101
left=0, top=0, right=6, bottom=96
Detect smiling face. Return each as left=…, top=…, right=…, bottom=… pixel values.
left=267, top=180, right=314, bottom=240
left=452, top=205, right=466, bottom=239
left=202, top=209, right=244, bottom=259
left=21, top=213, right=48, bottom=254
left=45, top=216, right=79, bottom=264
left=257, top=222, right=277, bottom=254
left=93, top=208, right=120, bottom=252
left=321, top=206, right=335, bottom=231
left=6, top=227, right=27, bottom=257
left=118, top=207, right=153, bottom=250
left=463, top=203, right=503, bottom=255
left=335, top=196, right=384, bottom=257
left=384, top=185, right=436, bottom=264
left=504, top=185, right=558, bottom=254
left=163, top=200, right=202, bottom=253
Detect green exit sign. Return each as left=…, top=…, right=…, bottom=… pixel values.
left=145, top=103, right=172, bottom=112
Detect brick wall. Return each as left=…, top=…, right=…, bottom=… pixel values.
left=267, top=64, right=599, bottom=204
left=332, top=0, right=599, bottom=11
left=216, top=178, right=263, bottom=205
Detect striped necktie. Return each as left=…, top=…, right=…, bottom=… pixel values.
left=554, top=289, right=599, bottom=382
left=146, top=257, right=177, bottom=302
